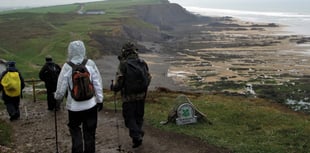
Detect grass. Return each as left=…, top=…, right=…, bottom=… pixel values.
left=104, top=90, right=310, bottom=153
left=0, top=101, right=13, bottom=146
left=0, top=119, right=12, bottom=146
left=0, top=0, right=162, bottom=146
left=0, top=1, right=159, bottom=144
left=0, top=0, right=161, bottom=79
left=149, top=92, right=310, bottom=153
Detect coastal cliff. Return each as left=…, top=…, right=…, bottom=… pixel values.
left=134, top=3, right=207, bottom=30
left=90, top=2, right=288, bottom=54
left=90, top=2, right=216, bottom=53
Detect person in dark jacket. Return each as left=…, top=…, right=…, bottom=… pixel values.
left=112, top=42, right=151, bottom=148
left=39, top=56, right=61, bottom=111
left=0, top=61, right=25, bottom=121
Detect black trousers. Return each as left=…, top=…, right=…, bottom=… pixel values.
left=3, top=95, right=20, bottom=120
left=122, top=100, right=145, bottom=141
left=47, top=91, right=60, bottom=110
left=68, top=106, right=98, bottom=153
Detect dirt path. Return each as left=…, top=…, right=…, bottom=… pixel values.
left=0, top=97, right=230, bottom=153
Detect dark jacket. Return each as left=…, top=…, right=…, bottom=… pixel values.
left=39, top=62, right=61, bottom=92
left=113, top=53, right=151, bottom=102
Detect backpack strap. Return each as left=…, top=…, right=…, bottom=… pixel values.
left=67, top=59, right=88, bottom=67
left=67, top=61, right=75, bottom=68
left=82, top=59, right=88, bottom=66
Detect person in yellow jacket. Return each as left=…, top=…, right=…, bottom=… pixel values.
left=0, top=61, right=25, bottom=121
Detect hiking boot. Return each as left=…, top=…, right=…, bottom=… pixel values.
left=9, top=117, right=15, bottom=121
left=132, top=138, right=142, bottom=148
left=10, top=115, right=19, bottom=121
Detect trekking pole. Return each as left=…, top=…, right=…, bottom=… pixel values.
left=54, top=101, right=59, bottom=153
left=111, top=80, right=123, bottom=152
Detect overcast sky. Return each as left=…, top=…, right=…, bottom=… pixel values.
left=169, top=0, right=309, bottom=12
left=1, top=0, right=103, bottom=8
left=1, top=0, right=309, bottom=12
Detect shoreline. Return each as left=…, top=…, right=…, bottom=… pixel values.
left=164, top=17, right=310, bottom=85
left=181, top=5, right=310, bottom=37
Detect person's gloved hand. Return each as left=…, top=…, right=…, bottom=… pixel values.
left=96, top=103, right=103, bottom=112
left=54, top=92, right=63, bottom=103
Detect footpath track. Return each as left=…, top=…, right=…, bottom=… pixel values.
left=0, top=98, right=229, bottom=153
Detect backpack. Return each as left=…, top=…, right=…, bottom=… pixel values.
left=1, top=71, right=21, bottom=97
left=67, top=59, right=94, bottom=101
left=45, top=64, right=60, bottom=84
left=124, top=58, right=150, bottom=94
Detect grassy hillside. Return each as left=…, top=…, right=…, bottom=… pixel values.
left=0, top=0, right=163, bottom=78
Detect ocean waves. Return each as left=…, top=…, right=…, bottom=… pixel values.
left=185, top=6, right=310, bottom=36
left=186, top=7, right=310, bottom=19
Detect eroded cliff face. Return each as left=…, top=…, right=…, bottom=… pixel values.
left=89, top=2, right=212, bottom=55
left=134, top=3, right=202, bottom=30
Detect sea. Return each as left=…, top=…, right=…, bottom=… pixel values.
left=169, top=0, right=310, bottom=36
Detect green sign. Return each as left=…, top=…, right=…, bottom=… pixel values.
left=176, top=103, right=197, bottom=125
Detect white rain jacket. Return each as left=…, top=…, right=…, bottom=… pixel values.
left=54, top=40, right=103, bottom=111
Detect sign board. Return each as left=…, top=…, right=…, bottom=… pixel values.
left=176, top=103, right=197, bottom=125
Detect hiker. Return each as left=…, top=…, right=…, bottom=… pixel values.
left=39, top=55, right=61, bottom=111
left=54, top=40, right=103, bottom=153
left=0, top=61, right=25, bottom=121
left=111, top=41, right=151, bottom=148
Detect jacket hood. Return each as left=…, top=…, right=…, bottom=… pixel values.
left=118, top=42, right=139, bottom=61
left=45, top=55, right=53, bottom=63
left=68, top=40, right=86, bottom=64
left=6, top=61, right=17, bottom=71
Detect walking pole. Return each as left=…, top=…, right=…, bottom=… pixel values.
left=55, top=101, right=59, bottom=153
left=111, top=80, right=123, bottom=152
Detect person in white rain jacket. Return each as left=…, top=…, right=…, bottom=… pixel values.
left=54, top=40, right=103, bottom=153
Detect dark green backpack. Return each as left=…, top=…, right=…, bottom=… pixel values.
left=124, top=58, right=150, bottom=94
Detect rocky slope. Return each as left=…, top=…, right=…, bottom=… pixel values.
left=89, top=2, right=216, bottom=54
